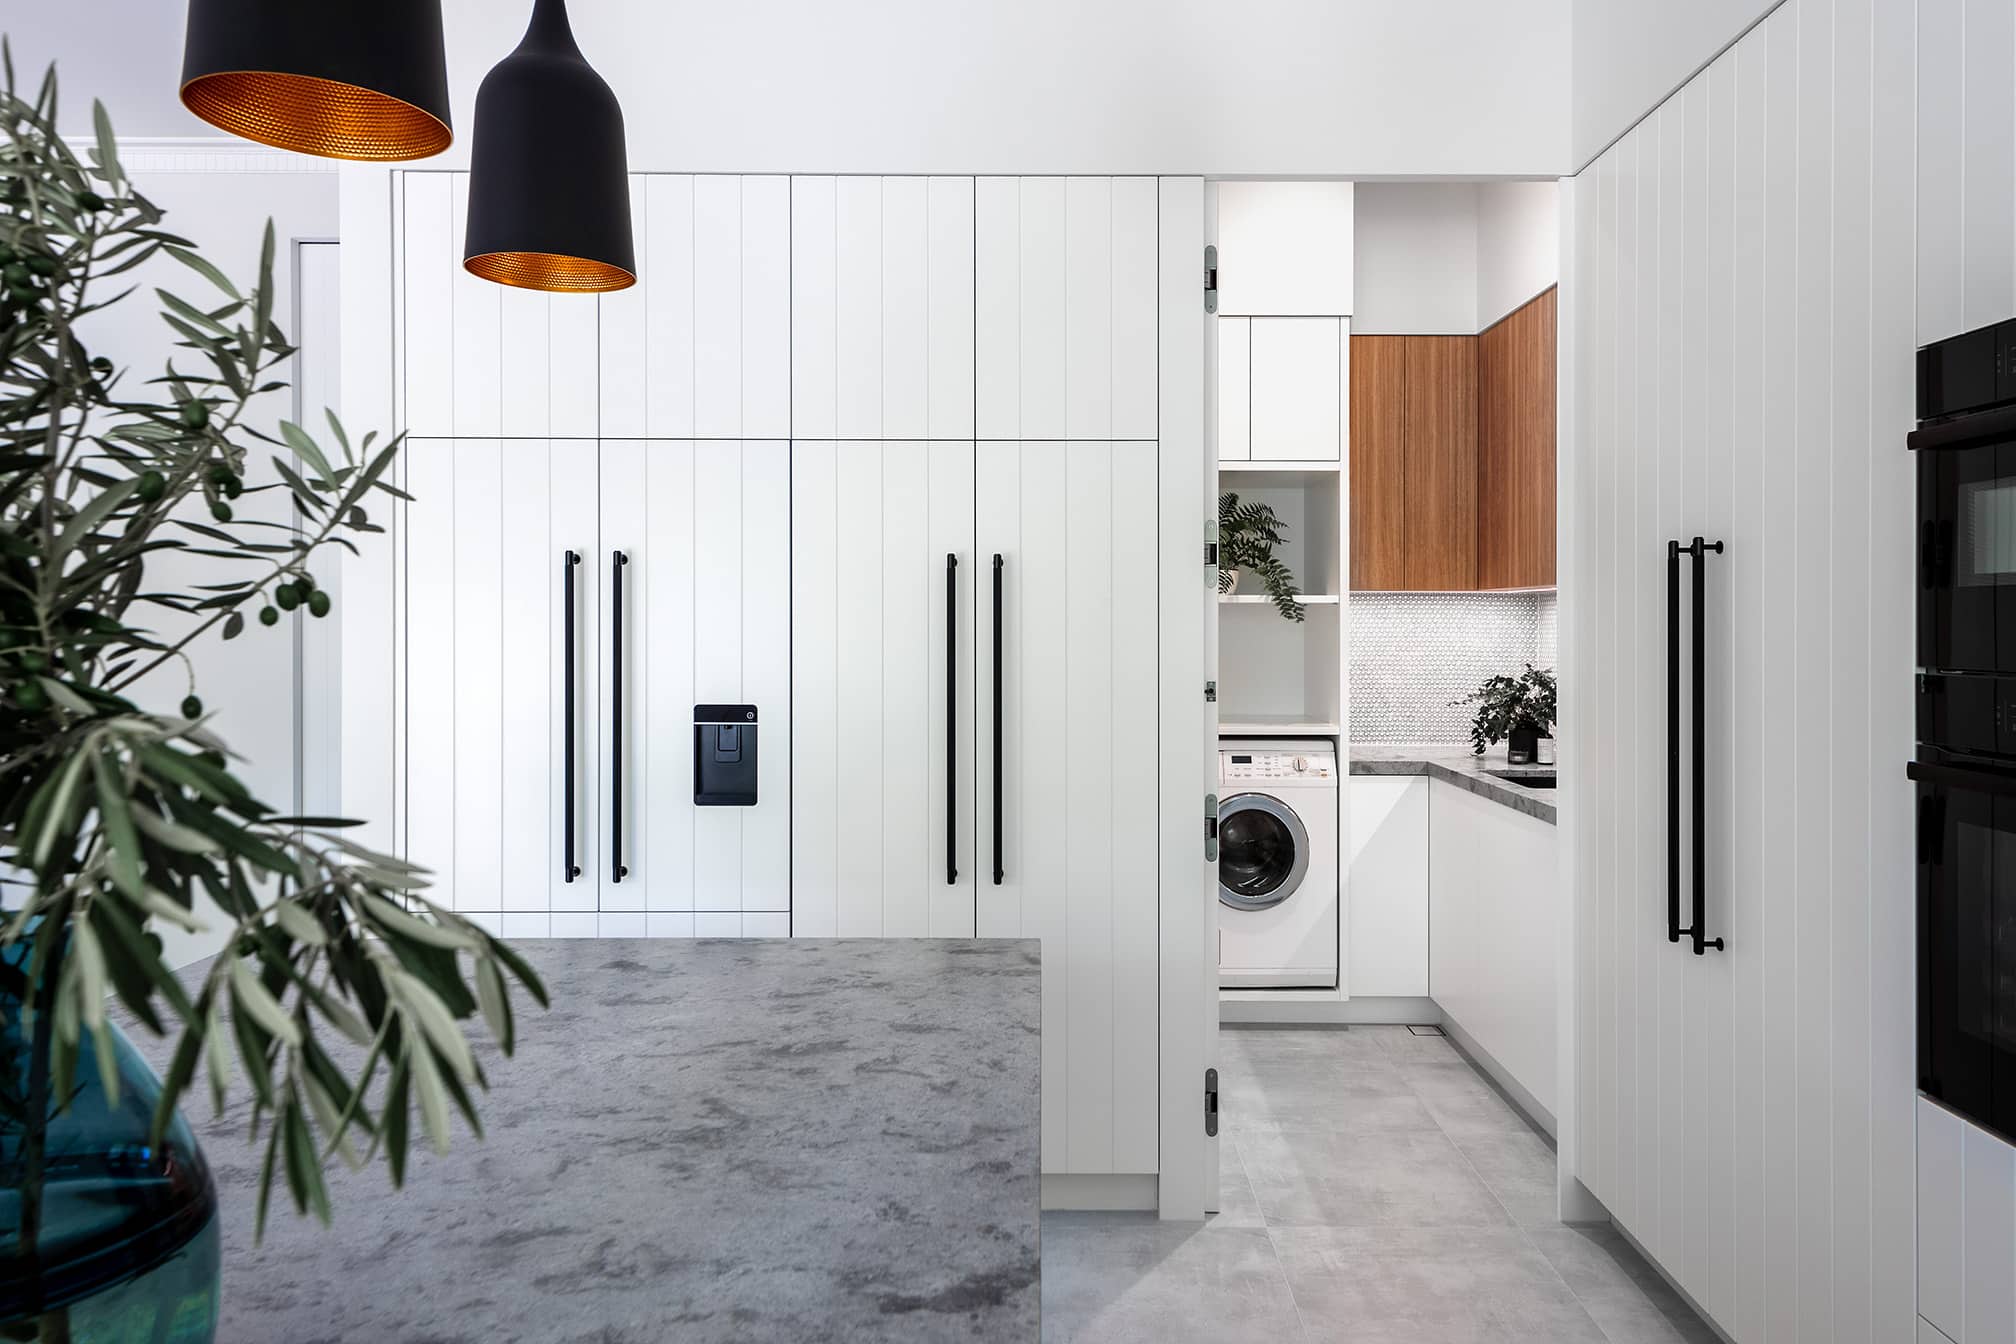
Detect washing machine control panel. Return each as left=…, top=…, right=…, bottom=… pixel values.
left=1221, top=751, right=1335, bottom=781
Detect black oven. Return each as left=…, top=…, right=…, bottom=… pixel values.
left=1915, top=321, right=2016, bottom=1141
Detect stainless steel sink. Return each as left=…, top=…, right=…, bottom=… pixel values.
left=1484, top=768, right=1557, bottom=790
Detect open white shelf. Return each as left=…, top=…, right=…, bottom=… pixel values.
left=1219, top=459, right=1342, bottom=473
left=1221, top=593, right=1340, bottom=605
left=1219, top=715, right=1341, bottom=737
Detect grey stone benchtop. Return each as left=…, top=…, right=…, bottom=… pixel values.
left=139, top=938, right=1042, bottom=1343
left=1350, top=743, right=1559, bottom=824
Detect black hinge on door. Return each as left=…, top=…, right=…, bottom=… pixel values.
left=1204, top=245, right=1219, bottom=313
left=1204, top=1068, right=1219, bottom=1137
left=1204, top=680, right=1217, bottom=703
left=1205, top=541, right=1218, bottom=566
left=1205, top=794, right=1219, bottom=862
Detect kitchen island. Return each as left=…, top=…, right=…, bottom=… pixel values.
left=137, top=938, right=1042, bottom=1343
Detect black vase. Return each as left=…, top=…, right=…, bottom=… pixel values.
left=1507, top=725, right=1540, bottom=765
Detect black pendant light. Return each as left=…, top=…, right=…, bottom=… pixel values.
left=180, top=0, right=451, bottom=161
left=463, top=0, right=636, bottom=293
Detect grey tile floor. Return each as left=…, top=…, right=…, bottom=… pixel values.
left=1040, top=1025, right=1722, bottom=1343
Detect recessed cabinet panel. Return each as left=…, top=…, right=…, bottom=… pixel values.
left=1402, top=336, right=1479, bottom=589
left=789, top=441, right=976, bottom=939
left=1216, top=181, right=1355, bottom=316
left=597, top=440, right=790, bottom=915
left=1347, top=775, right=1428, bottom=997
left=975, top=178, right=1158, bottom=440
left=402, top=175, right=598, bottom=439
left=1218, top=317, right=1251, bottom=461
left=1250, top=318, right=1341, bottom=461
left=978, top=440, right=1159, bottom=1176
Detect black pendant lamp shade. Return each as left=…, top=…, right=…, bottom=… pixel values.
left=463, top=0, right=636, bottom=293
left=179, top=0, right=452, bottom=161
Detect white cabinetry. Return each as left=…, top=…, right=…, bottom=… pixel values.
left=1216, top=181, right=1355, bottom=316
left=977, top=439, right=1160, bottom=1176
left=1218, top=317, right=1251, bottom=461
left=1249, top=317, right=1344, bottom=462
left=1427, top=782, right=1557, bottom=1125
left=1346, top=776, right=1429, bottom=997
left=1918, top=1096, right=2016, bottom=1344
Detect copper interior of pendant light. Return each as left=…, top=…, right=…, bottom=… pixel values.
left=463, top=250, right=637, bottom=293
left=180, top=71, right=452, bottom=162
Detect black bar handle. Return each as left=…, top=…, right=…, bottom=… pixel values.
left=947, top=553, right=959, bottom=886
left=563, top=551, right=581, bottom=883
left=612, top=550, right=629, bottom=883
left=992, top=554, right=1005, bottom=886
left=1667, top=541, right=1680, bottom=945
left=1668, top=536, right=1726, bottom=954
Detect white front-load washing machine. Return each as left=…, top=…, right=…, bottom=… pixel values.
left=1218, top=742, right=1340, bottom=989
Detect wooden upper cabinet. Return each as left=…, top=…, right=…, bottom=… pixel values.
left=1400, top=336, right=1479, bottom=590
left=1349, top=336, right=1408, bottom=589
left=1477, top=288, right=1558, bottom=589
left=1347, top=290, right=1556, bottom=592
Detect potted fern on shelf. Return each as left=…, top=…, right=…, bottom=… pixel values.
left=0, top=58, right=544, bottom=1342
left=1217, top=491, right=1305, bottom=622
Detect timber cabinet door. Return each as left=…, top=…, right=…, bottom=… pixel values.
left=1347, top=334, right=1482, bottom=590
left=1477, top=288, right=1558, bottom=589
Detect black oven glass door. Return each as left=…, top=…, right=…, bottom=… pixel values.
left=1919, top=767, right=2016, bottom=1142
left=1922, top=442, right=2016, bottom=673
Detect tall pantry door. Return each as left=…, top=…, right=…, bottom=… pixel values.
left=788, top=177, right=980, bottom=936
left=403, top=438, right=600, bottom=934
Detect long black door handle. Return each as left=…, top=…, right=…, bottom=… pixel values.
left=947, top=553, right=959, bottom=887
left=1669, top=536, right=1726, bottom=954
left=611, top=550, right=629, bottom=883
left=1667, top=541, right=1680, bottom=945
left=563, top=551, right=581, bottom=882
left=993, top=554, right=1004, bottom=886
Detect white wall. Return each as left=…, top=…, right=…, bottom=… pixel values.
left=1571, top=0, right=1777, bottom=168
left=1562, top=2, right=1916, bottom=1341
left=77, top=152, right=341, bottom=967
left=1352, top=184, right=1479, bottom=335
left=4, top=1, right=1572, bottom=176
left=1476, top=181, right=1560, bottom=328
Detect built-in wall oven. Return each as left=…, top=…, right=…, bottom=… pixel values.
left=1912, top=322, right=2016, bottom=1143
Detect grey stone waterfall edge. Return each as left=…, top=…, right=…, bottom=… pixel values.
left=1350, top=743, right=1558, bottom=824
left=127, top=937, right=1043, bottom=1343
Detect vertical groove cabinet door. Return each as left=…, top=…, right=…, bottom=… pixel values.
left=598, top=176, right=791, bottom=440
left=599, top=440, right=792, bottom=921
left=789, top=177, right=977, bottom=441
left=977, top=440, right=1159, bottom=1177
left=400, top=173, right=598, bottom=440
left=789, top=441, right=976, bottom=938
left=975, top=179, right=1159, bottom=440
left=403, top=439, right=599, bottom=926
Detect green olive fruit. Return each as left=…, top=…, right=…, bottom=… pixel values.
left=10, top=681, right=47, bottom=712
left=77, top=190, right=107, bottom=211
left=180, top=401, right=209, bottom=430
left=2, top=264, right=27, bottom=286
left=88, top=356, right=111, bottom=373
left=307, top=590, right=331, bottom=618
left=209, top=501, right=232, bottom=523
left=206, top=463, right=234, bottom=485
left=181, top=694, right=203, bottom=719
left=15, top=650, right=46, bottom=673
left=274, top=583, right=301, bottom=612
left=135, top=470, right=165, bottom=503
left=294, top=570, right=315, bottom=591
left=258, top=605, right=279, bottom=627
left=25, top=255, right=55, bottom=276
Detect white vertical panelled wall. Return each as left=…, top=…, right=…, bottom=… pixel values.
left=1562, top=2, right=1917, bottom=1341
left=1916, top=5, right=2016, bottom=1339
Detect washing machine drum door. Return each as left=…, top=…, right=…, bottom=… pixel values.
left=1218, top=793, right=1311, bottom=911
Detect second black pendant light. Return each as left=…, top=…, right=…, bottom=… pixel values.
left=464, top=0, right=636, bottom=293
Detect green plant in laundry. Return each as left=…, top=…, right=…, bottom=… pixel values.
left=0, top=53, right=544, bottom=1337
left=1217, top=491, right=1304, bottom=622
left=1450, top=663, right=1558, bottom=756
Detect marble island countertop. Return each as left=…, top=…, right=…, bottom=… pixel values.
left=1350, top=743, right=1559, bottom=824
left=137, top=938, right=1042, bottom=1343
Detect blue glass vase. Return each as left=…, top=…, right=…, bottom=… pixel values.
left=0, top=1006, right=219, bottom=1343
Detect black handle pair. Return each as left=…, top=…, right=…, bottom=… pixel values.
left=560, top=550, right=631, bottom=884
left=944, top=553, right=1008, bottom=888
left=1667, top=537, right=1726, bottom=955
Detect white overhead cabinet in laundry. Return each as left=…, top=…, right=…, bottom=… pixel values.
left=1248, top=317, right=1346, bottom=461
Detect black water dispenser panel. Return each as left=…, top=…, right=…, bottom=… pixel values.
left=694, top=704, right=758, bottom=806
